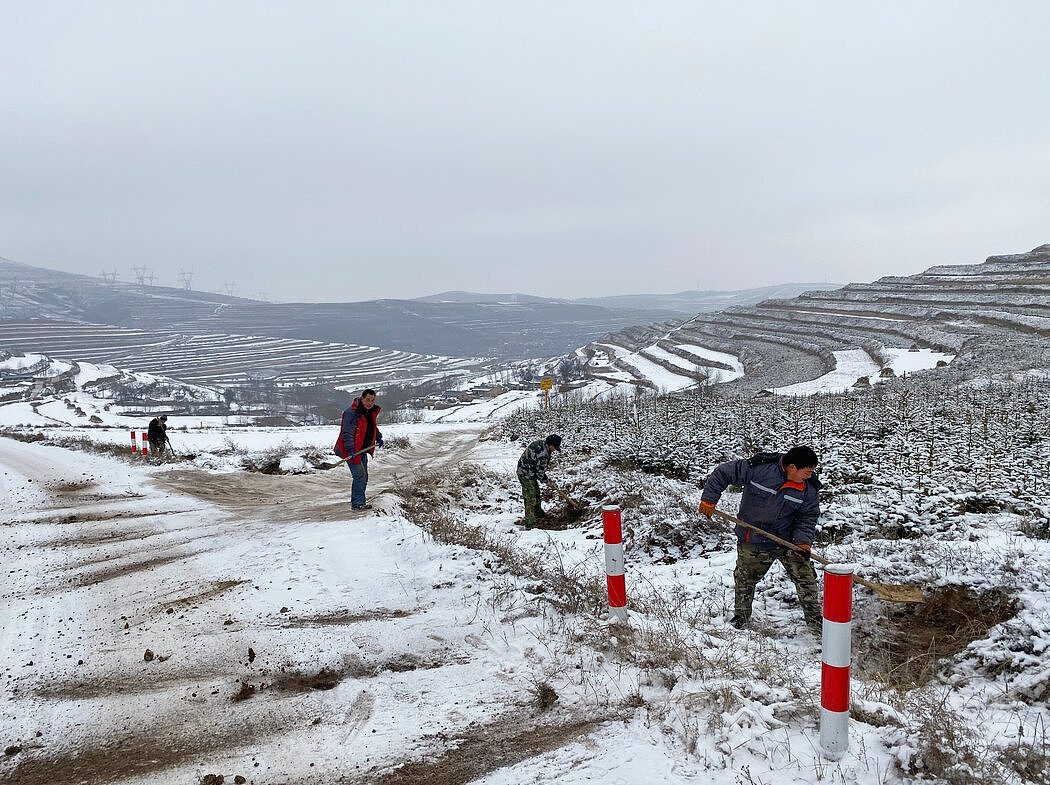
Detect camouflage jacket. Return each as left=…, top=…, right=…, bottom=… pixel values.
left=516, top=440, right=552, bottom=482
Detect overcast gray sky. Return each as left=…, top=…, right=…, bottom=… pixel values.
left=1, top=2, right=1048, bottom=302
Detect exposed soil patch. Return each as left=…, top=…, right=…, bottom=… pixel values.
left=152, top=579, right=250, bottom=614
left=372, top=713, right=611, bottom=785
left=38, top=518, right=213, bottom=548
left=46, top=479, right=98, bottom=494
left=6, top=701, right=297, bottom=785
left=279, top=607, right=416, bottom=628
left=529, top=502, right=588, bottom=530
left=69, top=552, right=199, bottom=587
left=37, top=490, right=146, bottom=509
left=154, top=468, right=376, bottom=523
left=31, top=666, right=234, bottom=700
left=856, top=585, right=1019, bottom=686
left=241, top=652, right=453, bottom=700
left=65, top=537, right=199, bottom=572
left=16, top=505, right=194, bottom=527
left=151, top=431, right=476, bottom=523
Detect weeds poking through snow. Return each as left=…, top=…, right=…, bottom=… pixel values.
left=532, top=680, right=559, bottom=711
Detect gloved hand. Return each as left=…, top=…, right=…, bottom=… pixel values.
left=698, top=500, right=716, bottom=519
left=375, top=437, right=384, bottom=448
left=794, top=543, right=812, bottom=561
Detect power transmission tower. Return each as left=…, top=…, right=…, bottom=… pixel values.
left=99, top=269, right=119, bottom=284
left=223, top=281, right=236, bottom=297
left=132, top=266, right=152, bottom=286
left=145, top=271, right=157, bottom=286
left=178, top=270, right=194, bottom=290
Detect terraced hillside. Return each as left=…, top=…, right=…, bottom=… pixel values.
left=0, top=257, right=678, bottom=359
left=0, top=321, right=480, bottom=389
left=572, top=245, right=1050, bottom=393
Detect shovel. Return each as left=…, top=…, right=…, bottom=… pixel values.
left=710, top=509, right=925, bottom=604
left=317, top=443, right=380, bottom=471
left=551, top=483, right=585, bottom=511
left=338, top=443, right=378, bottom=463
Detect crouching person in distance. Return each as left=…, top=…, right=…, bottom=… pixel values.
left=147, top=414, right=168, bottom=458
left=516, top=434, right=562, bottom=529
left=699, top=446, right=822, bottom=632
left=334, top=388, right=383, bottom=511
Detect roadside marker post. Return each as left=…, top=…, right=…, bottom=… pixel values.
left=140, top=431, right=149, bottom=457
left=130, top=431, right=138, bottom=454
left=820, top=564, right=854, bottom=758
left=602, top=505, right=628, bottom=623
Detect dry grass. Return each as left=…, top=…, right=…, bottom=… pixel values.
left=857, top=586, right=1018, bottom=688
left=394, top=463, right=1039, bottom=784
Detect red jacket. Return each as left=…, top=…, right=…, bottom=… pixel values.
left=334, top=398, right=382, bottom=464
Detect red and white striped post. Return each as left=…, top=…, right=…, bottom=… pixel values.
left=130, top=430, right=138, bottom=454
left=140, top=431, right=149, bottom=457
left=820, top=564, right=853, bottom=757
left=602, top=505, right=628, bottom=623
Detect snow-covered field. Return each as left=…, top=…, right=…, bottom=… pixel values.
left=4, top=364, right=1049, bottom=784
left=773, top=348, right=955, bottom=396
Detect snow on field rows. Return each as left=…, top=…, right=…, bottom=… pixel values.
left=773, top=348, right=954, bottom=396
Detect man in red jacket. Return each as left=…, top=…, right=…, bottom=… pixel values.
left=334, top=388, right=383, bottom=510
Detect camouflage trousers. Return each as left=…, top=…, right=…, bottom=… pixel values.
left=734, top=543, right=821, bottom=625
left=519, top=476, right=542, bottom=526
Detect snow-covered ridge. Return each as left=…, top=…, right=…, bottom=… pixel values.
left=0, top=321, right=482, bottom=390
left=569, top=244, right=1049, bottom=393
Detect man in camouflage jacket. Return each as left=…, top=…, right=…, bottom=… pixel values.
left=516, top=434, right=562, bottom=528
left=699, top=446, right=822, bottom=631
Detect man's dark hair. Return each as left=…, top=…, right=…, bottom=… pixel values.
left=545, top=434, right=562, bottom=450
left=783, top=445, right=818, bottom=469
left=362, top=388, right=377, bottom=398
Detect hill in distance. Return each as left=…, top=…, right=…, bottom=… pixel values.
left=416, top=283, right=841, bottom=314
left=0, top=255, right=834, bottom=359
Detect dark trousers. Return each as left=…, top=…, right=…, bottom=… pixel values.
left=734, top=542, right=821, bottom=624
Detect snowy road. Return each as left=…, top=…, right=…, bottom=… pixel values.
left=0, top=429, right=634, bottom=784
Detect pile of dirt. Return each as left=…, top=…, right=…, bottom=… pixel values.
left=525, top=502, right=588, bottom=531
left=857, top=586, right=1019, bottom=687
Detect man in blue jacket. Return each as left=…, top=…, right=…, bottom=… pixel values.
left=699, top=446, right=822, bottom=631
left=334, top=389, right=383, bottom=511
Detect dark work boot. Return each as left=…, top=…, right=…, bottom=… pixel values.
left=730, top=614, right=749, bottom=630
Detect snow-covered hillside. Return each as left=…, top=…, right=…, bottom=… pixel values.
left=3, top=357, right=1048, bottom=784
left=564, top=245, right=1049, bottom=394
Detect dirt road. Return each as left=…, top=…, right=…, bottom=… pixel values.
left=0, top=427, right=605, bottom=785
left=153, top=426, right=482, bottom=522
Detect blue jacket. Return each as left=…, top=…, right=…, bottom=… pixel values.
left=701, top=452, right=821, bottom=550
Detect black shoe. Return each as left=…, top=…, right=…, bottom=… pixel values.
left=806, top=620, right=823, bottom=636
left=730, top=614, right=749, bottom=630
left=351, top=504, right=372, bottom=511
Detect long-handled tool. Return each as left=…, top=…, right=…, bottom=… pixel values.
left=316, top=443, right=379, bottom=471
left=337, top=442, right=378, bottom=464
left=711, top=509, right=925, bottom=604
left=551, top=483, right=584, bottom=511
